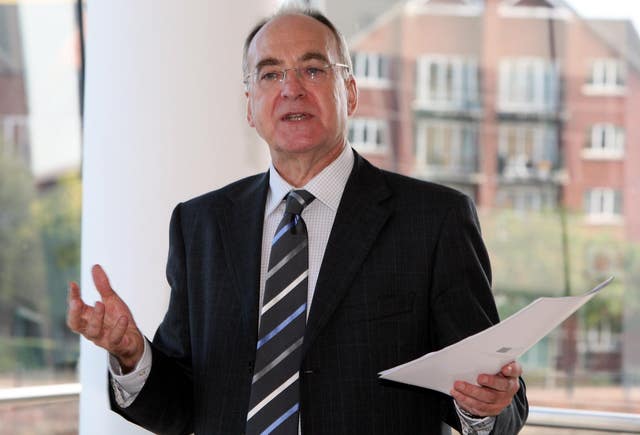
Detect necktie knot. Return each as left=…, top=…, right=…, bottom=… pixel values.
left=285, top=189, right=315, bottom=216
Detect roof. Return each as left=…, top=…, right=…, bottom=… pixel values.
left=346, top=0, right=640, bottom=73
left=585, top=18, right=640, bottom=72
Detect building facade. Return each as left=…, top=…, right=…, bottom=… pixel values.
left=344, top=0, right=640, bottom=242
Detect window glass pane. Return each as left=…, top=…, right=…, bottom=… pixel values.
left=0, top=0, right=81, bottom=431
left=325, top=0, right=640, bottom=419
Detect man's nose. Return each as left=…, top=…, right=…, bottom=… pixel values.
left=280, top=68, right=306, bottom=99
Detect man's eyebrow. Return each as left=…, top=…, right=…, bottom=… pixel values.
left=299, top=52, right=330, bottom=64
left=254, top=57, right=282, bottom=72
left=253, top=52, right=330, bottom=72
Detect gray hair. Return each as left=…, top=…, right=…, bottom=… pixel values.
left=242, top=7, right=353, bottom=78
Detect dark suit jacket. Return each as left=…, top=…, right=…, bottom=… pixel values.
left=110, top=152, right=528, bottom=434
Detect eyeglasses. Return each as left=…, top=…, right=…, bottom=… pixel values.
left=244, top=62, right=350, bottom=90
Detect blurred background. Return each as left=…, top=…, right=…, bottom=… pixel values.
left=0, top=0, right=638, bottom=433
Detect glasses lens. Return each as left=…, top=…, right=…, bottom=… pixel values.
left=253, top=63, right=337, bottom=90
left=259, top=69, right=284, bottom=84
left=301, top=65, right=329, bottom=82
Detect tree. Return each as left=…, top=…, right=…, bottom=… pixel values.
left=0, top=150, right=47, bottom=372
left=33, top=171, right=82, bottom=368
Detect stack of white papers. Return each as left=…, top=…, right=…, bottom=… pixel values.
left=379, top=277, right=613, bottom=395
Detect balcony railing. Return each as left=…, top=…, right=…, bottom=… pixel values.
left=0, top=383, right=81, bottom=404
left=527, top=406, right=640, bottom=433
left=1, top=384, right=640, bottom=433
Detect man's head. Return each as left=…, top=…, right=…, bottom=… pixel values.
left=242, top=9, right=353, bottom=79
left=243, top=9, right=358, bottom=168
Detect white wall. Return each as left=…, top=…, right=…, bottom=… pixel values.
left=80, top=1, right=277, bottom=433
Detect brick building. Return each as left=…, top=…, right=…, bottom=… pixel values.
left=339, top=0, right=640, bottom=242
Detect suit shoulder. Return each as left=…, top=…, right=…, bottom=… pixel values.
left=379, top=169, right=472, bottom=209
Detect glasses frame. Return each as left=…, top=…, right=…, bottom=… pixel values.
left=244, top=62, right=350, bottom=88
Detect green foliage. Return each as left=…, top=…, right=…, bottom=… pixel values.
left=481, top=208, right=632, bottom=330
left=0, top=150, right=81, bottom=373
left=0, top=152, right=47, bottom=334
left=481, top=208, right=568, bottom=300
left=33, top=173, right=82, bottom=322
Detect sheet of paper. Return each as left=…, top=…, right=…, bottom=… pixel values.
left=378, top=277, right=613, bottom=395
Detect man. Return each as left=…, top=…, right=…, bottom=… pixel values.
left=68, top=8, right=528, bottom=434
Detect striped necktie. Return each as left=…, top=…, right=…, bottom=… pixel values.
left=246, top=189, right=315, bottom=435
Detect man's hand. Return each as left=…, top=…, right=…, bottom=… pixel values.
left=450, top=361, right=522, bottom=417
left=67, top=264, right=145, bottom=373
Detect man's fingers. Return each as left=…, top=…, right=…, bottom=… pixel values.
left=472, top=361, right=522, bottom=392
left=68, top=281, right=81, bottom=302
left=67, top=282, right=87, bottom=332
left=108, top=316, right=129, bottom=347
left=450, top=361, right=523, bottom=417
left=92, top=264, right=116, bottom=299
left=451, top=383, right=505, bottom=417
left=502, top=361, right=522, bottom=378
left=478, top=373, right=515, bottom=392
left=454, top=381, right=495, bottom=404
left=85, top=301, right=106, bottom=339
left=451, top=384, right=491, bottom=416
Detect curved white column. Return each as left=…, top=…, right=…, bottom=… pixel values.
left=80, top=1, right=278, bottom=433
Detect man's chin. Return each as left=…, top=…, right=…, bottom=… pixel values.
left=272, top=138, right=323, bottom=155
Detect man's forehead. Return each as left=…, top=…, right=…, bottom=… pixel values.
left=247, top=14, right=337, bottom=66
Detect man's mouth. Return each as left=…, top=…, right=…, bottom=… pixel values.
left=282, top=112, right=311, bottom=121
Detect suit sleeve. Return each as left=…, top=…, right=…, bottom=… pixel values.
left=429, top=194, right=528, bottom=433
left=109, top=203, right=196, bottom=435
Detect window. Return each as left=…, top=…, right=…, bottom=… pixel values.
left=496, top=185, right=558, bottom=212
left=324, top=0, right=640, bottom=427
left=584, top=188, right=623, bottom=223
left=415, top=56, right=479, bottom=110
left=351, top=52, right=391, bottom=87
left=0, top=1, right=82, bottom=432
left=584, top=59, right=626, bottom=94
left=348, top=118, right=389, bottom=153
left=406, top=0, right=484, bottom=17
left=498, top=0, right=572, bottom=20
left=583, top=123, right=625, bottom=159
left=498, top=57, right=558, bottom=113
left=498, top=123, right=558, bottom=179
left=415, top=120, right=478, bottom=175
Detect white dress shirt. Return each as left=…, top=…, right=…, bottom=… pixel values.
left=109, top=144, right=494, bottom=433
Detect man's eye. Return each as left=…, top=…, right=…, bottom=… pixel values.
left=260, top=71, right=281, bottom=81
left=304, top=67, right=325, bottom=78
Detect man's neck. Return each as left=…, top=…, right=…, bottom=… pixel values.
left=272, top=142, right=345, bottom=187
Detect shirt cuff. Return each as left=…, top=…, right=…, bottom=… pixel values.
left=108, top=338, right=152, bottom=408
left=454, top=401, right=496, bottom=435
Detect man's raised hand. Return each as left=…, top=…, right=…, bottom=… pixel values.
left=67, top=264, right=145, bottom=373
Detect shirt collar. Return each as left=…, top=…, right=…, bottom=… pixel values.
left=266, top=144, right=354, bottom=216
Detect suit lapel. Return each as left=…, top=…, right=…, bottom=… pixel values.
left=217, top=173, right=269, bottom=347
left=303, top=154, right=393, bottom=355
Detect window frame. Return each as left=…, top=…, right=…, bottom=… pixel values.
left=497, top=123, right=558, bottom=180
left=351, top=52, right=391, bottom=88
left=582, top=123, right=625, bottom=160
left=583, top=58, right=626, bottom=95
left=414, top=119, right=479, bottom=175
left=584, top=188, right=623, bottom=224
left=348, top=117, right=390, bottom=154
left=498, top=57, right=559, bottom=114
left=415, top=55, right=479, bottom=111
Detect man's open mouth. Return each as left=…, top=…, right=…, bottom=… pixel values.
left=282, top=113, right=311, bottom=121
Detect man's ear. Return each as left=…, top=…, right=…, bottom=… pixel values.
left=245, top=91, right=255, bottom=127
left=346, top=76, right=358, bottom=116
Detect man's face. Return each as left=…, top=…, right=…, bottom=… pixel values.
left=245, top=14, right=357, bottom=161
